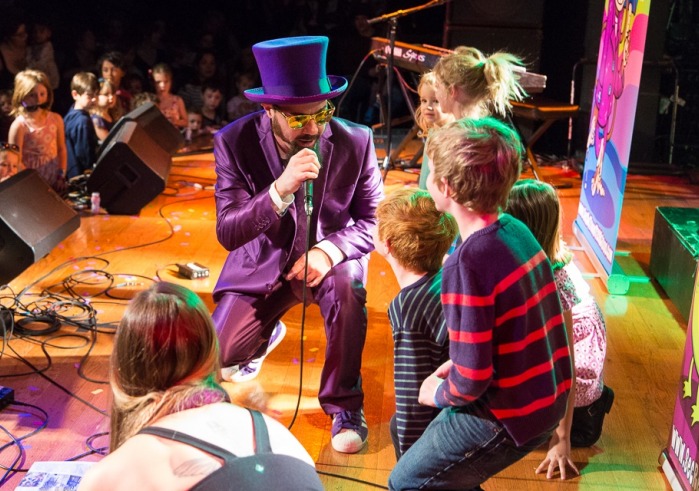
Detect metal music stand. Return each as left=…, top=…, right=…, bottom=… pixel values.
left=366, top=0, right=448, bottom=181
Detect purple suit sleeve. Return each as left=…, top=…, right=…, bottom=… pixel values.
left=213, top=125, right=281, bottom=252
left=318, top=127, right=383, bottom=261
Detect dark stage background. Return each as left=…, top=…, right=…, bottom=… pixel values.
left=5, top=0, right=699, bottom=169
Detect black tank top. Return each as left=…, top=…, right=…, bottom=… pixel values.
left=137, top=409, right=324, bottom=490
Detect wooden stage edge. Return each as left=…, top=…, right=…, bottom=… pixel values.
left=2, top=151, right=699, bottom=490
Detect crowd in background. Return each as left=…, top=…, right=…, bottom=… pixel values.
left=0, top=0, right=452, bottom=190
left=0, top=0, right=424, bottom=135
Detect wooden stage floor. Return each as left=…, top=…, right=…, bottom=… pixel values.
left=1, top=150, right=697, bottom=490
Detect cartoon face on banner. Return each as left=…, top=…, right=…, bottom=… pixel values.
left=575, top=0, right=647, bottom=279
left=587, top=0, right=636, bottom=197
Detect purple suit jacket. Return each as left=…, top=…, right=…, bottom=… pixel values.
left=213, top=111, right=384, bottom=299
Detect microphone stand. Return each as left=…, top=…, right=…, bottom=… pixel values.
left=367, top=0, right=448, bottom=181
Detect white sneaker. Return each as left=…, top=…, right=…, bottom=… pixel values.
left=220, top=365, right=239, bottom=382
left=231, top=321, right=287, bottom=383
left=331, top=408, right=368, bottom=453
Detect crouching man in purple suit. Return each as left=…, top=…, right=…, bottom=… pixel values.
left=211, top=35, right=384, bottom=454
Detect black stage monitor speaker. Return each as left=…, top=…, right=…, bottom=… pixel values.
left=0, top=169, right=80, bottom=285
left=87, top=120, right=171, bottom=215
left=97, top=101, right=184, bottom=157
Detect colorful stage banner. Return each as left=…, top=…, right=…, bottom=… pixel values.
left=575, top=0, right=651, bottom=281
left=662, top=263, right=699, bottom=490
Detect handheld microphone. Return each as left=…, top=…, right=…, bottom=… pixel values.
left=21, top=101, right=49, bottom=112
left=304, top=146, right=320, bottom=217
left=304, top=179, right=313, bottom=216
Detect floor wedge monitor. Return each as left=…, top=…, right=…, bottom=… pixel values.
left=96, top=101, right=184, bottom=158
left=0, top=169, right=80, bottom=285
left=87, top=120, right=171, bottom=215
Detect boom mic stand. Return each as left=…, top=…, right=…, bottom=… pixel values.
left=366, top=0, right=448, bottom=181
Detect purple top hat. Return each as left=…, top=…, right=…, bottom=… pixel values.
left=244, top=36, right=348, bottom=105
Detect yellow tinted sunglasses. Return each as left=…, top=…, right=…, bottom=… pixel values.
left=275, top=101, right=335, bottom=129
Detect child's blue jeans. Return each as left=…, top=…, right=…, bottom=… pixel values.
left=388, top=404, right=553, bottom=490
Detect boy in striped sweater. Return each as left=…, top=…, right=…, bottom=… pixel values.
left=373, top=188, right=458, bottom=459
left=389, top=117, right=573, bottom=491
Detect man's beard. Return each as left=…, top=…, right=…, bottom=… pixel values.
left=271, top=118, right=321, bottom=160
left=287, top=140, right=323, bottom=169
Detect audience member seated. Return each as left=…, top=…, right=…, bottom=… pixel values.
left=226, top=71, right=260, bottom=121
left=151, top=62, right=187, bottom=129
left=200, top=80, right=226, bottom=133
left=90, top=78, right=117, bottom=143
left=64, top=72, right=99, bottom=179
left=0, top=8, right=28, bottom=92
left=60, top=27, right=99, bottom=89
left=77, top=282, right=324, bottom=491
left=123, top=73, right=146, bottom=101
left=177, top=48, right=218, bottom=112
left=26, top=19, right=60, bottom=90
left=98, top=51, right=130, bottom=120
left=131, top=91, right=158, bottom=110
left=0, top=141, right=20, bottom=181
left=0, top=88, right=13, bottom=140
left=183, top=108, right=206, bottom=140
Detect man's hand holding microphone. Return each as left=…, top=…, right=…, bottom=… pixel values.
left=274, top=147, right=331, bottom=288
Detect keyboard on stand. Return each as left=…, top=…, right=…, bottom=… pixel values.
left=370, top=37, right=547, bottom=94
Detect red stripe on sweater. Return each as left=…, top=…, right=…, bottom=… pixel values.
left=454, top=362, right=492, bottom=381
left=441, top=250, right=549, bottom=308
left=442, top=291, right=492, bottom=307
left=490, top=378, right=573, bottom=419
left=491, top=346, right=571, bottom=388
left=446, top=377, right=478, bottom=402
left=449, top=328, right=492, bottom=343
left=497, top=313, right=564, bottom=355
left=495, top=281, right=559, bottom=326
left=492, top=249, right=549, bottom=296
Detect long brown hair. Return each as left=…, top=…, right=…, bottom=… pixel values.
left=505, top=179, right=573, bottom=270
left=10, top=69, right=54, bottom=117
left=109, top=282, right=226, bottom=450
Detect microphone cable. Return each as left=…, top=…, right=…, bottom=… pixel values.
left=285, top=169, right=389, bottom=490
left=288, top=145, right=321, bottom=429
left=287, top=197, right=313, bottom=431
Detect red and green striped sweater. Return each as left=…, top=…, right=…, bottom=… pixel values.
left=437, top=214, right=573, bottom=446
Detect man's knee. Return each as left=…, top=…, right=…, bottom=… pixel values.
left=212, top=294, right=262, bottom=363
left=323, top=261, right=368, bottom=306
